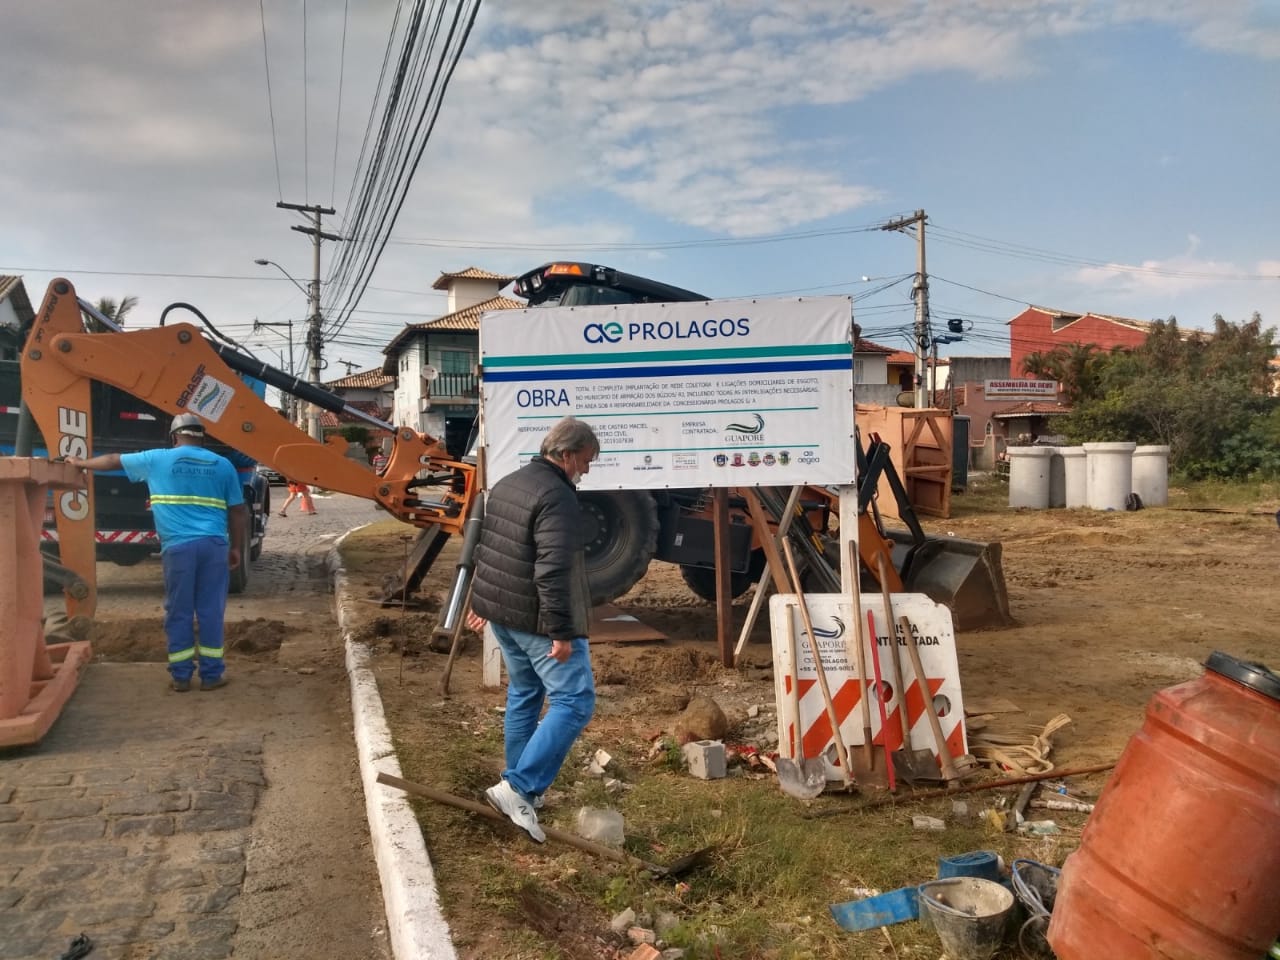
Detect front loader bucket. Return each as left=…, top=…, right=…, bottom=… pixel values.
left=886, top=529, right=1012, bottom=631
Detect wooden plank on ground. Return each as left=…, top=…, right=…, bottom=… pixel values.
left=590, top=604, right=668, bottom=643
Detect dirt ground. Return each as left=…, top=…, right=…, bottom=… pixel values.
left=82, top=487, right=1280, bottom=958
left=341, top=484, right=1280, bottom=958
left=82, top=545, right=391, bottom=960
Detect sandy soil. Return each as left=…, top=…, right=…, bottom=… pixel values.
left=343, top=494, right=1280, bottom=956
left=83, top=494, right=1280, bottom=958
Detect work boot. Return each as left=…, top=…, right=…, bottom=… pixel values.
left=171, top=678, right=191, bottom=693
left=484, top=780, right=545, bottom=842
left=200, top=677, right=229, bottom=692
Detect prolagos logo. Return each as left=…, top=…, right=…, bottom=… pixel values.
left=583, top=321, right=624, bottom=344
left=725, top=413, right=764, bottom=435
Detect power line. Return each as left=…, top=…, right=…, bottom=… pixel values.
left=323, top=0, right=483, bottom=342
left=381, top=219, right=887, bottom=252
left=302, top=0, right=310, bottom=201
left=930, top=223, right=1280, bottom=282
left=258, top=0, right=283, bottom=201
left=331, top=0, right=350, bottom=209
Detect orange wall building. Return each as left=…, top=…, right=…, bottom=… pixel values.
left=1009, top=306, right=1153, bottom=376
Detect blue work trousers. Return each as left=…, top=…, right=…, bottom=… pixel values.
left=161, top=536, right=230, bottom=683
left=491, top=622, right=596, bottom=802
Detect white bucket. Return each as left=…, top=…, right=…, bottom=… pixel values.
left=1059, top=447, right=1088, bottom=508
left=1132, top=444, right=1171, bottom=507
left=1083, top=442, right=1136, bottom=511
left=1006, top=447, right=1053, bottom=509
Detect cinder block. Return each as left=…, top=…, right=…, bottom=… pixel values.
left=681, top=739, right=726, bottom=780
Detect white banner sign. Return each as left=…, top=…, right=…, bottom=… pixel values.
left=769, top=593, right=966, bottom=765
left=984, top=379, right=1057, bottom=398
left=480, top=296, right=855, bottom=488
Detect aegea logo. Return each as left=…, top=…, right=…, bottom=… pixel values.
left=584, top=317, right=750, bottom=345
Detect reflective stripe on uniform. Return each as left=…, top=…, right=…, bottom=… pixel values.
left=150, top=494, right=228, bottom=509
left=196, top=645, right=224, bottom=660
left=168, top=647, right=195, bottom=663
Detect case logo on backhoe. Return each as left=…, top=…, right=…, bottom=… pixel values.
left=57, top=406, right=90, bottom=521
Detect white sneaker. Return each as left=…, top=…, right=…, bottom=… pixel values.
left=485, top=780, right=546, bottom=843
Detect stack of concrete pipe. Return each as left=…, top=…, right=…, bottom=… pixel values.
left=1006, top=443, right=1169, bottom=510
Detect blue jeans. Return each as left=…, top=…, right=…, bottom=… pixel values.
left=161, top=536, right=230, bottom=683
left=491, top=622, right=595, bottom=801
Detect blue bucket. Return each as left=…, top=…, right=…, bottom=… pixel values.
left=938, top=850, right=1001, bottom=883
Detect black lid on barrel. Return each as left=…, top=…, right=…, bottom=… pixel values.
left=1205, top=651, right=1280, bottom=702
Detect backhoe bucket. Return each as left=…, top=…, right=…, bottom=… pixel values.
left=887, top=529, right=1012, bottom=631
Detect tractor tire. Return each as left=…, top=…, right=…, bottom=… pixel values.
left=679, top=548, right=766, bottom=603
left=229, top=509, right=252, bottom=595
left=250, top=490, right=268, bottom=561
left=579, top=491, right=659, bottom=605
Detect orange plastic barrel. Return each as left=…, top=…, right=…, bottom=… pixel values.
left=1048, top=652, right=1280, bottom=959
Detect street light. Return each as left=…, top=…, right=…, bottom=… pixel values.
left=254, top=258, right=312, bottom=431
left=254, top=258, right=309, bottom=298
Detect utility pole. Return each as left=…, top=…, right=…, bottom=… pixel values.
left=338, top=359, right=359, bottom=376
left=276, top=201, right=342, bottom=440
left=881, top=209, right=930, bottom=408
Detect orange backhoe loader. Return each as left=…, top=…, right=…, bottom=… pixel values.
left=21, top=278, right=476, bottom=618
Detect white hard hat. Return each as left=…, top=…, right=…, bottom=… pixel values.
left=170, top=413, right=206, bottom=435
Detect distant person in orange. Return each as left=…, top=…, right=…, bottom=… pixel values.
left=278, top=479, right=317, bottom=517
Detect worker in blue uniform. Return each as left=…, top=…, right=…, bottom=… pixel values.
left=66, top=413, right=247, bottom=692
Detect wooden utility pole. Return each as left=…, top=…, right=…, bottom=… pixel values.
left=276, top=201, right=342, bottom=440
left=881, top=209, right=930, bottom=408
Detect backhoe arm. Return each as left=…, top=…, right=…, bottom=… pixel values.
left=21, top=279, right=475, bottom=615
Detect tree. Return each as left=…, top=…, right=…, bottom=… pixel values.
left=1062, top=314, right=1278, bottom=478
left=1022, top=342, right=1112, bottom=405
left=87, top=295, right=138, bottom=332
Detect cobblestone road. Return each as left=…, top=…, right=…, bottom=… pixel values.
left=4, top=491, right=392, bottom=960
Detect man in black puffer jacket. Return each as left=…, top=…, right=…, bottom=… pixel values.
left=468, top=417, right=599, bottom=842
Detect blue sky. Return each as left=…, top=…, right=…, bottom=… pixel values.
left=1, top=1, right=1276, bottom=381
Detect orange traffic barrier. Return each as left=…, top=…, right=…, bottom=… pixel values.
left=0, top=458, right=93, bottom=747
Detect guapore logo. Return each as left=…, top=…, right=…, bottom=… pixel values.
left=809, top=616, right=845, bottom=639
left=725, top=413, right=765, bottom=435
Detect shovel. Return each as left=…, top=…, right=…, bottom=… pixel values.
left=775, top=602, right=827, bottom=801
left=844, top=540, right=890, bottom=790
left=875, top=555, right=939, bottom=785
left=782, top=539, right=856, bottom=790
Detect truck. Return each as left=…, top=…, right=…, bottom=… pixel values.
left=0, top=350, right=270, bottom=594
left=506, top=262, right=1011, bottom=630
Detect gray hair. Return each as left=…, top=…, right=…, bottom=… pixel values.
left=540, top=417, right=600, bottom=460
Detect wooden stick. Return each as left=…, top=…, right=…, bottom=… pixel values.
left=897, top=613, right=961, bottom=783
left=376, top=772, right=669, bottom=874
left=845, top=761, right=1118, bottom=811
left=733, top=485, right=802, bottom=659
left=781, top=538, right=854, bottom=786
left=439, top=581, right=473, bottom=696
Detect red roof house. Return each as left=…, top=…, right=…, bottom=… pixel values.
left=1009, top=306, right=1154, bottom=376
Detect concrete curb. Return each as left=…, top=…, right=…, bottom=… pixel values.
left=330, top=533, right=459, bottom=960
